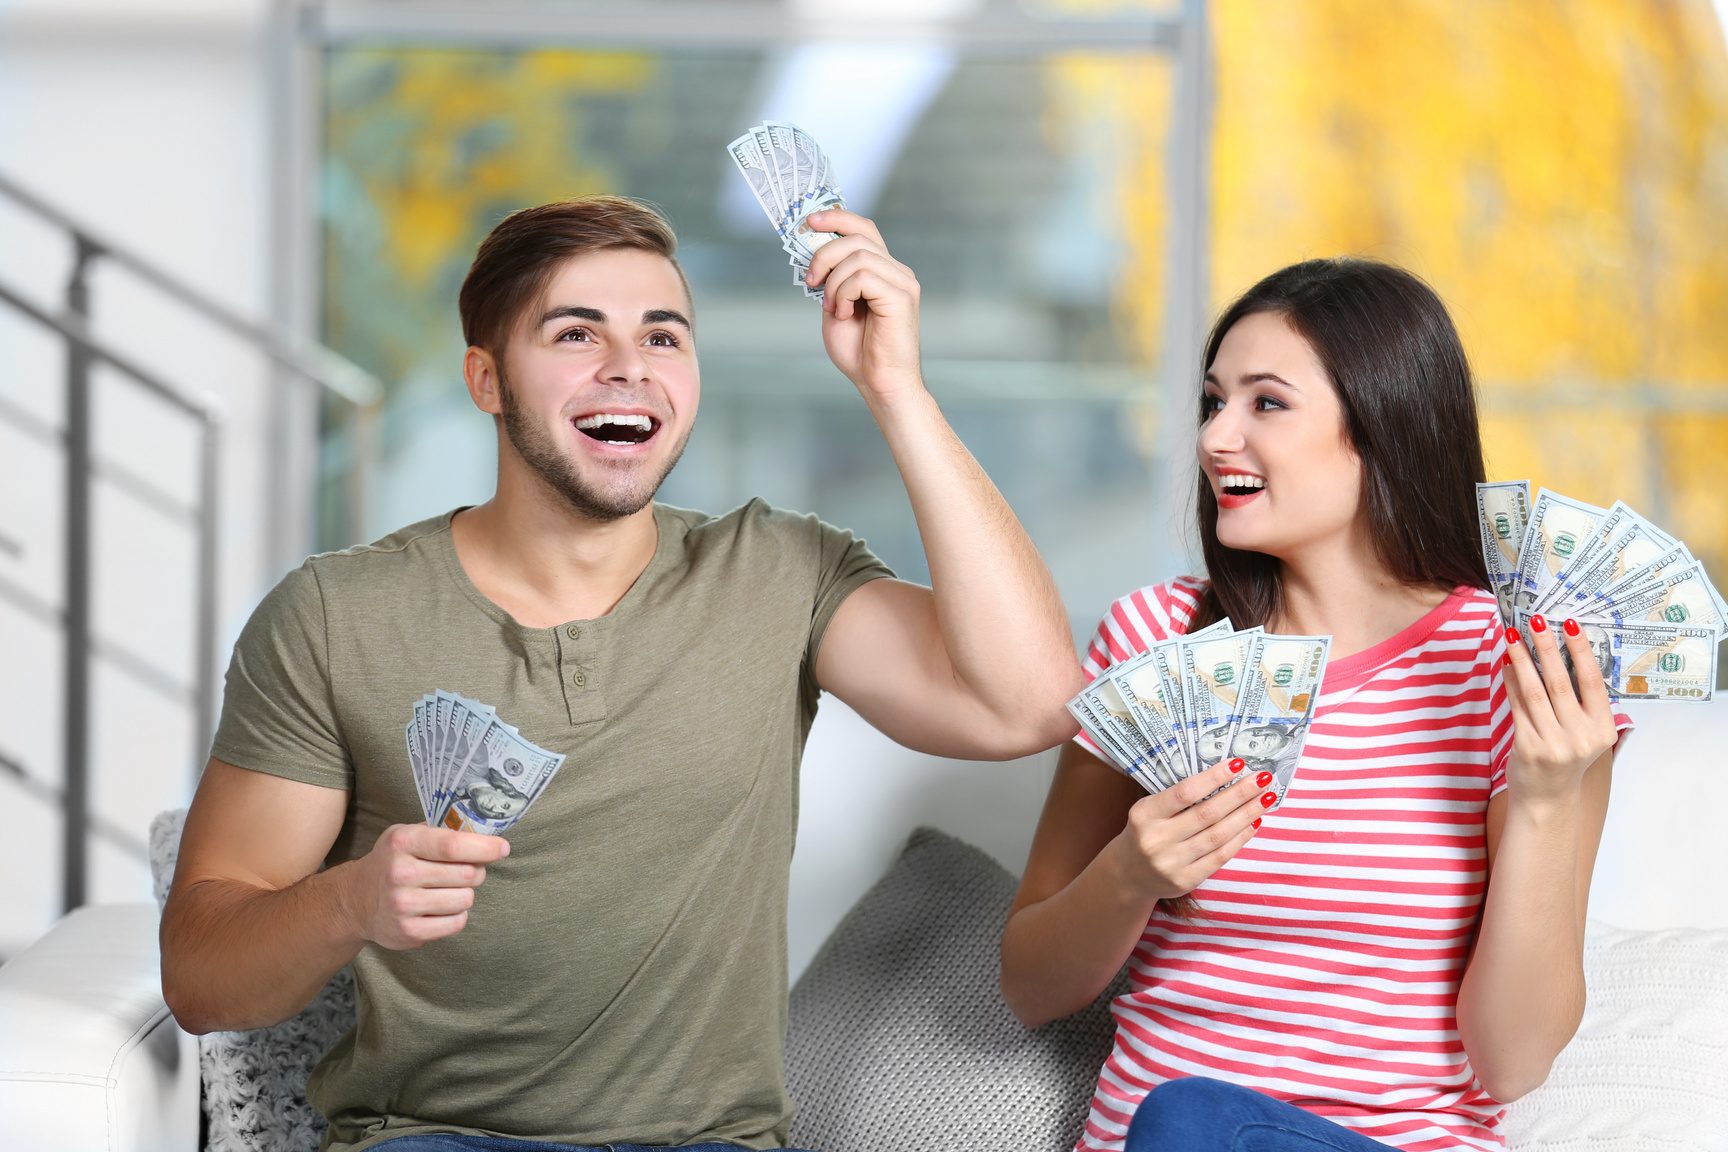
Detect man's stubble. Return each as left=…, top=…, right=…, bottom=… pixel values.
left=496, top=365, right=691, bottom=522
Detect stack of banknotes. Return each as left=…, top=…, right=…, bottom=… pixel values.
left=406, top=690, right=567, bottom=835
left=1477, top=481, right=1725, bottom=701
left=1068, top=622, right=1332, bottom=800
left=727, top=121, right=845, bottom=300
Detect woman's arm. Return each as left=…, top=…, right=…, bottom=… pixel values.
left=1001, top=743, right=1267, bottom=1027
left=1456, top=615, right=1619, bottom=1102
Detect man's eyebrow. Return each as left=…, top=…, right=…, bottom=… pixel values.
left=539, top=305, right=606, bottom=326
left=642, top=308, right=691, bottom=330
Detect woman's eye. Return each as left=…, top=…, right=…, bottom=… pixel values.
left=1201, top=394, right=1224, bottom=415
left=1254, top=395, right=1286, bottom=411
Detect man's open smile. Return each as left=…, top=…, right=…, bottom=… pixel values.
left=572, top=410, right=663, bottom=450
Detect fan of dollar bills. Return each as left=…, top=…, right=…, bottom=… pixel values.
left=1069, top=622, right=1332, bottom=801
left=1477, top=482, right=1726, bottom=701
left=405, top=690, right=567, bottom=835
left=727, top=121, right=845, bottom=300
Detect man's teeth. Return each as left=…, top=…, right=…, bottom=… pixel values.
left=576, top=414, right=653, bottom=432
left=1221, top=475, right=1266, bottom=492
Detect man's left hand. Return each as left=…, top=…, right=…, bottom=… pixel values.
left=805, top=209, right=923, bottom=403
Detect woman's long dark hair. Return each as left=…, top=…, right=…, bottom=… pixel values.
left=1188, top=258, right=1491, bottom=632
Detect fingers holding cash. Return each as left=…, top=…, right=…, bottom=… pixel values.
left=1502, top=618, right=1618, bottom=800
left=348, top=823, right=509, bottom=950
left=726, top=123, right=923, bottom=398
left=1476, top=482, right=1725, bottom=702
left=1116, top=760, right=1265, bottom=901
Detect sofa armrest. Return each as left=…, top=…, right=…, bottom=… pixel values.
left=0, top=903, right=199, bottom=1152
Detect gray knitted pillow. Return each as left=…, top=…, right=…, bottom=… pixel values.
left=786, top=827, right=1126, bottom=1152
left=149, top=808, right=357, bottom=1152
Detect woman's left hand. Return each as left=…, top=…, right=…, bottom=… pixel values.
left=1502, top=614, right=1619, bottom=806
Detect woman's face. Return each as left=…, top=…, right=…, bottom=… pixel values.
left=1198, top=311, right=1363, bottom=562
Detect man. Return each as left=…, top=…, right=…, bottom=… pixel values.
left=162, top=196, right=1082, bottom=1151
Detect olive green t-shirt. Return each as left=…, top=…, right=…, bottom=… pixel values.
left=209, top=500, right=891, bottom=1152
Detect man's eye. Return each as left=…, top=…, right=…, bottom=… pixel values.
left=557, top=327, right=593, bottom=342
left=646, top=331, right=679, bottom=347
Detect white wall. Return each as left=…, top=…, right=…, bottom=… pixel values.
left=0, top=0, right=273, bottom=954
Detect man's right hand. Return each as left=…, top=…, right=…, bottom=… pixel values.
left=341, top=824, right=510, bottom=950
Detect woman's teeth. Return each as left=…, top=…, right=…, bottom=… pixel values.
left=1220, top=474, right=1266, bottom=494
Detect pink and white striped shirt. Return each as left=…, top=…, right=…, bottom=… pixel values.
left=1075, top=577, right=1627, bottom=1152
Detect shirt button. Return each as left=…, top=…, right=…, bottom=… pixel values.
left=573, top=671, right=586, bottom=688
left=566, top=625, right=580, bottom=640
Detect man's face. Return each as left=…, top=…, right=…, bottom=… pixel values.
left=471, top=247, right=698, bottom=521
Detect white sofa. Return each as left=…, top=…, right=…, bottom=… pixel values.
left=3, top=697, right=1726, bottom=1152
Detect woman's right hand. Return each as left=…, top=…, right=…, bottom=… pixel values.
left=1111, top=757, right=1270, bottom=901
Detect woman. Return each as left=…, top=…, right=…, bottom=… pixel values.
left=1000, top=259, right=1626, bottom=1152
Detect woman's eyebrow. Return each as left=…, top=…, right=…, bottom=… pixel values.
left=1242, top=372, right=1299, bottom=391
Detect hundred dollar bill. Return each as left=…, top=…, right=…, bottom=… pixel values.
left=1515, top=489, right=1608, bottom=621
left=1542, top=509, right=1680, bottom=617
left=1475, top=481, right=1531, bottom=628
left=1575, top=541, right=1691, bottom=615
left=1584, top=561, right=1727, bottom=640
left=1179, top=628, right=1263, bottom=772
left=1078, top=675, right=1168, bottom=786
left=439, top=718, right=567, bottom=835
left=1107, top=654, right=1185, bottom=789
left=1231, top=634, right=1331, bottom=799
left=1580, top=621, right=1718, bottom=702
left=1066, top=685, right=1141, bottom=774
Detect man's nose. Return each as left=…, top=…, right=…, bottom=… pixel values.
left=598, top=341, right=650, bottom=384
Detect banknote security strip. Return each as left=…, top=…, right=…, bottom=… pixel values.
left=406, top=690, right=566, bottom=835
left=728, top=121, right=845, bottom=301
left=1477, top=482, right=1726, bottom=701
left=1067, top=620, right=1332, bottom=802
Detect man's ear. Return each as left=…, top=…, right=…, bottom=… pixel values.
left=464, top=346, right=504, bottom=415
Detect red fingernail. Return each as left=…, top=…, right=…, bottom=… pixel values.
left=1564, top=618, right=1580, bottom=637
left=1531, top=614, right=1548, bottom=633
left=1259, top=791, right=1277, bottom=809
left=1229, top=758, right=1245, bottom=773
left=1255, top=771, right=1274, bottom=788
left=1505, top=626, right=1520, bottom=645
left=1252, top=818, right=1262, bottom=829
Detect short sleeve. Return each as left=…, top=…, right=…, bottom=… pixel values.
left=209, top=562, right=352, bottom=790
left=1074, top=576, right=1209, bottom=764
left=806, top=518, right=895, bottom=672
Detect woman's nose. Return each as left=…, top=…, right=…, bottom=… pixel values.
left=1198, top=399, right=1244, bottom=454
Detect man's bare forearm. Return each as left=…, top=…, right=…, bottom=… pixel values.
left=868, top=383, right=1083, bottom=745
left=162, top=867, right=363, bottom=1034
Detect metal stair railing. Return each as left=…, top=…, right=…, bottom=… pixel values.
left=0, top=169, right=384, bottom=912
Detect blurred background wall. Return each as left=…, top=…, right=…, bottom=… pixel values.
left=1, top=0, right=1725, bottom=972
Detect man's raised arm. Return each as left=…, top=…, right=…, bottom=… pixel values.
left=161, top=759, right=507, bottom=1034
left=805, top=210, right=1085, bottom=760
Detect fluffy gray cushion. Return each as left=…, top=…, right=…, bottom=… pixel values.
left=786, top=827, right=1126, bottom=1152
left=150, top=808, right=357, bottom=1152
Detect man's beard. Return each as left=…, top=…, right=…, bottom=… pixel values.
left=496, top=368, right=689, bottom=522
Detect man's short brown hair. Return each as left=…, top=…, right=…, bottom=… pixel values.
left=458, top=195, right=690, bottom=357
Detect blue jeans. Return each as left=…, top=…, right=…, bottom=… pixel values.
left=377, top=1140, right=814, bottom=1152
left=1125, top=1077, right=1392, bottom=1152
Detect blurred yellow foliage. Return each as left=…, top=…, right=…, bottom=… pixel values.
left=1102, top=0, right=1728, bottom=580
left=324, top=49, right=651, bottom=385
